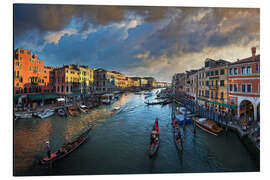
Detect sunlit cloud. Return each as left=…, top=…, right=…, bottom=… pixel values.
left=44, top=29, right=77, bottom=44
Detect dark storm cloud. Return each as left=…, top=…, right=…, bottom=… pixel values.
left=137, top=7, right=260, bottom=59
left=14, top=4, right=169, bottom=36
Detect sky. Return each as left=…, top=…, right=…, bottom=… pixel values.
left=14, top=4, right=260, bottom=82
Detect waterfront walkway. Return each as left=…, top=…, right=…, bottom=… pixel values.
left=173, top=95, right=260, bottom=151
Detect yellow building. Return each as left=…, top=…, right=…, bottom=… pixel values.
left=79, top=65, right=94, bottom=94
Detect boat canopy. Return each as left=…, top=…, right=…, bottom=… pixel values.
left=199, top=118, right=207, bottom=122
left=80, top=105, right=87, bottom=108
left=57, top=98, right=65, bottom=102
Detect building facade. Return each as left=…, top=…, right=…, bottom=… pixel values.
left=14, top=48, right=53, bottom=95
left=228, top=47, right=260, bottom=121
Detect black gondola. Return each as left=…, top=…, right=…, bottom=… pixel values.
left=40, top=126, right=92, bottom=165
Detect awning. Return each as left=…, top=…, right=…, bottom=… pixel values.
left=28, top=93, right=59, bottom=101
left=66, top=93, right=81, bottom=97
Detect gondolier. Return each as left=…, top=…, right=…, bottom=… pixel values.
left=45, top=141, right=51, bottom=158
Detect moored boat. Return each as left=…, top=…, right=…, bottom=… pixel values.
left=195, top=117, right=223, bottom=136
left=100, top=94, right=114, bottom=104
left=79, top=105, right=89, bottom=113
left=57, top=108, right=66, bottom=116
left=14, top=112, right=32, bottom=119
left=37, top=109, right=55, bottom=119
left=175, top=114, right=192, bottom=125
left=110, top=106, right=122, bottom=115
left=40, top=126, right=92, bottom=165
left=68, top=106, right=79, bottom=116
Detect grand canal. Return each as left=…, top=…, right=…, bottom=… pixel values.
left=14, top=89, right=259, bottom=176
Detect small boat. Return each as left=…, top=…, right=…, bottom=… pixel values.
left=14, top=112, right=32, bottom=119
left=101, top=94, right=115, bottom=104
left=40, top=126, right=92, bottom=165
left=68, top=106, right=79, bottom=116
left=79, top=105, right=89, bottom=113
left=178, top=107, right=191, bottom=115
left=57, top=108, right=66, bottom=116
left=195, top=117, right=223, bottom=136
left=144, top=101, right=162, bottom=105
left=148, top=122, right=160, bottom=158
left=161, top=99, right=173, bottom=105
left=175, top=114, right=192, bottom=125
left=37, top=109, right=55, bottom=119
left=174, top=128, right=183, bottom=152
left=110, top=106, right=122, bottom=114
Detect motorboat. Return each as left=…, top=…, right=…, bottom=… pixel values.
left=37, top=109, right=55, bottom=119
left=195, top=117, right=223, bottom=136
left=79, top=105, right=89, bottom=113
left=14, top=112, right=32, bottom=119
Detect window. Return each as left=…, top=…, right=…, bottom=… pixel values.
left=229, top=84, right=233, bottom=92
left=57, top=86, right=59, bottom=92
left=234, top=84, right=237, bottom=92
left=234, top=68, right=238, bottom=75
left=24, top=87, right=27, bottom=93
left=220, top=69, right=224, bottom=75
left=215, top=80, right=218, bottom=87
left=247, top=84, right=252, bottom=92
left=229, top=68, right=233, bottom=75
left=256, top=64, right=260, bottom=73
left=20, top=50, right=24, bottom=54
left=211, top=91, right=213, bottom=98
left=19, top=77, right=23, bottom=83
left=211, top=71, right=214, bottom=76
left=242, top=67, right=246, bottom=74
left=66, top=86, right=69, bottom=92
left=61, top=86, right=64, bottom=92
left=215, top=70, right=219, bottom=75
left=221, top=92, right=224, bottom=100
left=242, top=84, right=246, bottom=92
left=247, top=66, right=252, bottom=74
left=215, top=92, right=218, bottom=99
left=220, top=80, right=224, bottom=86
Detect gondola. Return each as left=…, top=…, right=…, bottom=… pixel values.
left=40, top=126, right=92, bottom=165
left=173, top=126, right=183, bottom=152
left=148, top=121, right=160, bottom=158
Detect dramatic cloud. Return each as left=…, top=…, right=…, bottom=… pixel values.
left=14, top=4, right=260, bottom=82
left=44, top=29, right=77, bottom=44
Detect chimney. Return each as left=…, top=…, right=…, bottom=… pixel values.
left=252, top=47, right=256, bottom=60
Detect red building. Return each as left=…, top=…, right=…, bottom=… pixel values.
left=228, top=47, right=260, bottom=121
left=13, top=48, right=54, bottom=96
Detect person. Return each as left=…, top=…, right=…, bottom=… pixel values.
left=154, top=118, right=159, bottom=131
left=173, top=119, right=178, bottom=127
left=45, top=141, right=51, bottom=158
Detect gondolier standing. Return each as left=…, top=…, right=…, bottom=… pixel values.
left=46, top=141, right=51, bottom=158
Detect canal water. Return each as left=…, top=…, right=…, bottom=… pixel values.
left=14, top=90, right=259, bottom=176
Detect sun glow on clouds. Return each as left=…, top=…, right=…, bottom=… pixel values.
left=44, top=29, right=77, bottom=44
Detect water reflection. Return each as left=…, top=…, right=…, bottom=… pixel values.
left=14, top=91, right=258, bottom=176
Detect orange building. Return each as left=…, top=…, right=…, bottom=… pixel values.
left=228, top=47, right=260, bottom=121
left=14, top=48, right=54, bottom=95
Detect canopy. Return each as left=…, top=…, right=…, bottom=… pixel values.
left=28, top=93, right=58, bottom=101
left=57, top=98, right=65, bottom=102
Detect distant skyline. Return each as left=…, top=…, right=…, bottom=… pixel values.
left=14, top=4, right=260, bottom=82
